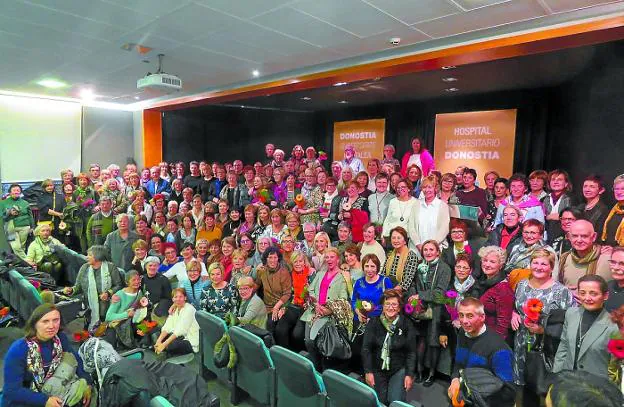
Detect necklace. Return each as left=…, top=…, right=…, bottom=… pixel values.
left=375, top=192, right=388, bottom=218
left=398, top=199, right=410, bottom=222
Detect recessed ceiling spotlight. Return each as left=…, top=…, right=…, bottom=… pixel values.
left=389, top=37, right=401, bottom=46
left=252, top=70, right=260, bottom=77
left=442, top=77, right=458, bottom=82
left=134, top=96, right=140, bottom=100
left=333, top=82, right=348, bottom=87
left=441, top=65, right=457, bottom=70
left=301, top=97, right=311, bottom=101
left=80, top=88, right=96, bottom=101
left=37, top=78, right=68, bottom=89
left=444, top=87, right=459, bottom=92
left=338, top=100, right=348, bottom=104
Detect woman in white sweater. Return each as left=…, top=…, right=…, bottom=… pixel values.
left=154, top=288, right=200, bottom=356
left=408, top=175, right=450, bottom=252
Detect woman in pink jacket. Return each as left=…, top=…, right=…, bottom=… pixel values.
left=401, top=137, right=435, bottom=177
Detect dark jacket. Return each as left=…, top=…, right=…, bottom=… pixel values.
left=362, top=315, right=417, bottom=376
left=486, top=224, right=522, bottom=255
left=441, top=237, right=486, bottom=280
left=100, top=359, right=216, bottom=407
left=321, top=195, right=343, bottom=241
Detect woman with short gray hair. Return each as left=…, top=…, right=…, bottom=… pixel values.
left=63, top=245, right=124, bottom=331
left=475, top=245, right=514, bottom=341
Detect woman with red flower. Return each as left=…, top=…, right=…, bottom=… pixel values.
left=511, top=248, right=575, bottom=405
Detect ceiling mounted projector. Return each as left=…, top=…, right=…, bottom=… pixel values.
left=137, top=54, right=182, bottom=92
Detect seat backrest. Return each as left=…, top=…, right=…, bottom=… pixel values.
left=229, top=326, right=273, bottom=372
left=52, top=245, right=87, bottom=285
left=17, top=277, right=42, bottom=320
left=8, top=269, right=24, bottom=314
left=389, top=402, right=416, bottom=407
left=322, top=369, right=381, bottom=407
left=195, top=310, right=227, bottom=345
left=270, top=346, right=324, bottom=397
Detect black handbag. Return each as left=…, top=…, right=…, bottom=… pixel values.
left=524, top=335, right=552, bottom=396
left=315, top=318, right=352, bottom=360
left=241, top=324, right=275, bottom=348
left=460, top=367, right=504, bottom=407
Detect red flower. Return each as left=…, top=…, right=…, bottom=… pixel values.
left=526, top=298, right=544, bottom=314
left=608, top=338, right=624, bottom=359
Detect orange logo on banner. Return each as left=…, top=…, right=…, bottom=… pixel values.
left=434, top=109, right=517, bottom=178
left=333, top=119, right=385, bottom=164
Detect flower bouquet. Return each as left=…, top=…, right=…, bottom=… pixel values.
left=607, top=332, right=624, bottom=395
left=404, top=298, right=432, bottom=320
left=522, top=298, right=544, bottom=351
left=355, top=299, right=375, bottom=316
left=136, top=320, right=159, bottom=336
left=295, top=194, right=306, bottom=209
left=318, top=150, right=328, bottom=162
left=434, top=290, right=459, bottom=321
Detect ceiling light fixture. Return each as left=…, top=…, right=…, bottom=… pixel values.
left=80, top=88, right=96, bottom=101
left=134, top=96, right=140, bottom=100
left=441, top=65, right=457, bottom=70
left=444, top=87, right=459, bottom=92
left=252, top=70, right=260, bottom=77
left=301, top=97, right=311, bottom=101
left=333, top=82, right=348, bottom=87
left=338, top=100, right=348, bottom=104
left=442, top=77, right=458, bottom=82
left=36, top=79, right=68, bottom=89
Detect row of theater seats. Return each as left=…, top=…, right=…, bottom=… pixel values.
left=196, top=311, right=415, bottom=407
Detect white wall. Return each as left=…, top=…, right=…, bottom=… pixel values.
left=0, top=94, right=82, bottom=183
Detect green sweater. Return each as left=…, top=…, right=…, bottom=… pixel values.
left=0, top=196, right=34, bottom=228
left=86, top=211, right=115, bottom=247
left=105, top=289, right=140, bottom=321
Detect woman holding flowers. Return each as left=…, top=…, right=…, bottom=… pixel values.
left=511, top=249, right=575, bottom=404
left=405, top=240, right=452, bottom=386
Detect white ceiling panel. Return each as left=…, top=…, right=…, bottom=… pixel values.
left=0, top=15, right=105, bottom=52
left=166, top=45, right=258, bottom=70
left=195, top=0, right=295, bottom=19
left=291, top=0, right=408, bottom=37
left=192, top=33, right=289, bottom=63
left=328, top=25, right=430, bottom=55
left=364, top=0, right=462, bottom=25
left=211, top=19, right=321, bottom=55
left=116, top=31, right=181, bottom=53
left=453, top=0, right=512, bottom=10
left=18, top=0, right=155, bottom=29
left=101, top=0, right=191, bottom=18
left=0, top=1, right=126, bottom=42
left=415, top=0, right=547, bottom=37
left=138, top=3, right=241, bottom=43
left=252, top=7, right=360, bottom=47
left=544, top=0, right=620, bottom=13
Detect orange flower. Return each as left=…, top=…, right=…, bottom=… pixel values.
left=526, top=298, right=544, bottom=314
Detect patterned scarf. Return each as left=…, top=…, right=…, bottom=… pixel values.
left=380, top=314, right=400, bottom=371
left=417, top=257, right=439, bottom=280
left=454, top=276, right=476, bottom=306
left=602, top=203, right=624, bottom=245
left=25, top=335, right=63, bottom=391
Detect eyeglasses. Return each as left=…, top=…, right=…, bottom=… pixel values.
left=609, top=260, right=624, bottom=268
left=561, top=217, right=576, bottom=222
left=455, top=265, right=471, bottom=271
left=238, top=286, right=253, bottom=291
left=522, top=231, right=540, bottom=236
left=383, top=303, right=400, bottom=309
left=451, top=230, right=465, bottom=234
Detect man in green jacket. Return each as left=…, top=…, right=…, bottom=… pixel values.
left=86, top=196, right=116, bottom=247
left=1, top=184, right=35, bottom=261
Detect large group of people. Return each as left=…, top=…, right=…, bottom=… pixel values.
left=3, top=139, right=624, bottom=406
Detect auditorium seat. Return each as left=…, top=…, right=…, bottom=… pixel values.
left=229, top=325, right=276, bottom=406
left=195, top=310, right=230, bottom=382
left=52, top=244, right=87, bottom=285
left=322, top=369, right=383, bottom=407
left=269, top=345, right=326, bottom=407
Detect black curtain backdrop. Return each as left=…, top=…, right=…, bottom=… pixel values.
left=162, top=41, right=624, bottom=194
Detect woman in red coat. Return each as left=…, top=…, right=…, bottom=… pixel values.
left=401, top=137, right=435, bottom=177
left=474, top=245, right=514, bottom=342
